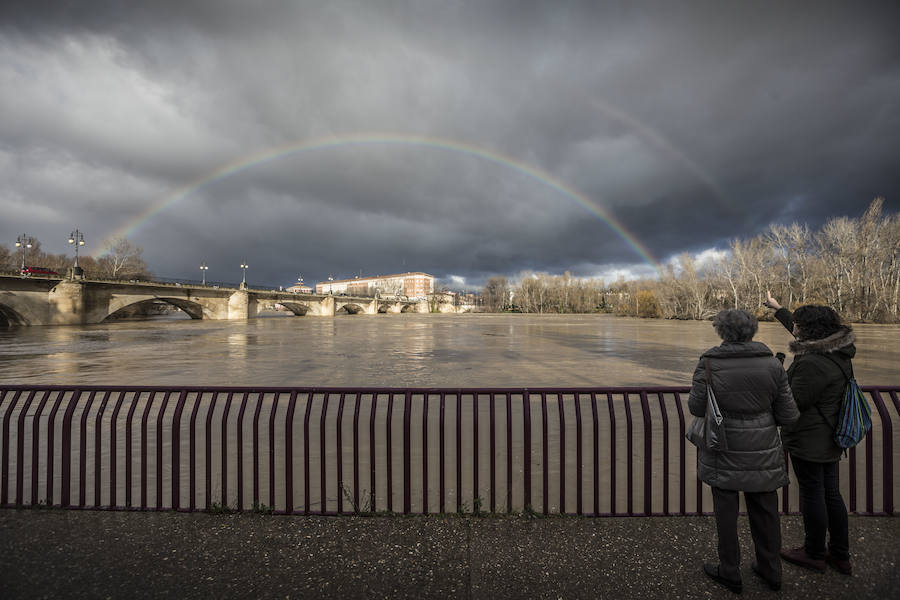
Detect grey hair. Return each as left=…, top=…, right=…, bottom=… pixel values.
left=713, top=309, right=758, bottom=342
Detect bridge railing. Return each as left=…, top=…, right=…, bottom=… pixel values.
left=1, top=386, right=896, bottom=516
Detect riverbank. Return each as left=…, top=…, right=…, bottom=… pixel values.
left=2, top=510, right=897, bottom=599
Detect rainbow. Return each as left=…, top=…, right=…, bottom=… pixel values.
left=95, top=133, right=666, bottom=272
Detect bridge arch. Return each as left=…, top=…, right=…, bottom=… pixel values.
left=336, top=303, right=364, bottom=315
left=0, top=302, right=29, bottom=327
left=104, top=297, right=205, bottom=321
left=278, top=302, right=311, bottom=316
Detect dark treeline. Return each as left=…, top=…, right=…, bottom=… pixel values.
left=480, top=199, right=900, bottom=323
left=0, top=236, right=150, bottom=280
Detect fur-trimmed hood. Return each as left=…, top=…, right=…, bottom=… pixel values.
left=789, top=326, right=856, bottom=356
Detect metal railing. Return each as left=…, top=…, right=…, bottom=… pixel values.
left=1, top=386, right=896, bottom=516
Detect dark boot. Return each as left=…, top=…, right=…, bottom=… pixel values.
left=751, top=562, right=782, bottom=591
left=780, top=547, right=826, bottom=572
left=703, top=563, right=743, bottom=594
left=826, top=554, right=853, bottom=575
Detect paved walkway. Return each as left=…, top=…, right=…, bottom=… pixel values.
left=1, top=510, right=897, bottom=599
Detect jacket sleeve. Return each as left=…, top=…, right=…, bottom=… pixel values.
left=688, top=359, right=707, bottom=417
left=788, top=356, right=829, bottom=412
left=773, top=366, right=800, bottom=426
left=774, top=308, right=794, bottom=333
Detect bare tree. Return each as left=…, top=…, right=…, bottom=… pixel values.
left=97, top=237, right=149, bottom=279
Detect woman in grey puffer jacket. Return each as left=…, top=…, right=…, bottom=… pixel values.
left=689, top=309, right=799, bottom=594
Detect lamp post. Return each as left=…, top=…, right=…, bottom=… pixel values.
left=68, top=229, right=85, bottom=278
left=200, top=263, right=208, bottom=285
left=240, top=261, right=249, bottom=289
left=15, top=234, right=34, bottom=272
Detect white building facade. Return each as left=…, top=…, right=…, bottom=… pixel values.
left=315, top=272, right=434, bottom=299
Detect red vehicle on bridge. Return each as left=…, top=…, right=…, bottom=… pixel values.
left=20, top=266, right=59, bottom=276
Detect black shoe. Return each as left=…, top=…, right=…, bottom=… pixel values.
left=751, top=562, right=782, bottom=591
left=703, top=563, right=743, bottom=594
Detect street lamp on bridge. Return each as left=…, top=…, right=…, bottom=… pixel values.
left=200, top=263, right=208, bottom=285
left=240, top=261, right=249, bottom=289
left=68, top=229, right=85, bottom=278
left=15, top=234, right=34, bottom=273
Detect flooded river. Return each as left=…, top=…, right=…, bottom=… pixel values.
left=0, top=313, right=898, bottom=386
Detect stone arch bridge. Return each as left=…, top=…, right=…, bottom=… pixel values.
left=0, top=276, right=463, bottom=327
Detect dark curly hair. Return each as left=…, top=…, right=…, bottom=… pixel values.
left=713, top=309, right=758, bottom=342
left=792, top=305, right=846, bottom=340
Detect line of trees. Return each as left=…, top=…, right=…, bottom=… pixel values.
left=0, top=236, right=150, bottom=280
left=480, top=198, right=900, bottom=323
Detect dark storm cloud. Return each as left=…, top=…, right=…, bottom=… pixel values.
left=1, top=1, right=898, bottom=288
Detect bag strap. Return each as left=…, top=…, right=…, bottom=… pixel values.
left=821, top=352, right=854, bottom=381
left=814, top=353, right=851, bottom=430
left=704, top=358, right=714, bottom=394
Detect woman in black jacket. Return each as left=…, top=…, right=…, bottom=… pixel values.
left=765, top=291, right=855, bottom=576
left=689, top=309, right=799, bottom=593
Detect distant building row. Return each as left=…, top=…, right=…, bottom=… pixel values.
left=287, top=272, right=435, bottom=298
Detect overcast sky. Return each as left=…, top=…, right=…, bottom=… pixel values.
left=2, top=1, right=898, bottom=289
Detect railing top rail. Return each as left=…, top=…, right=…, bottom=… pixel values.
left=2, top=384, right=897, bottom=393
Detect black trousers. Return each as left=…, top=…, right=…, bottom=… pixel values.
left=711, top=487, right=782, bottom=582
left=790, top=456, right=850, bottom=560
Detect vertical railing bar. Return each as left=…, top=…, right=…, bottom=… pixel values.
left=591, top=392, right=599, bottom=516
left=77, top=391, right=98, bottom=507
left=574, top=393, right=583, bottom=516
left=369, top=394, right=377, bottom=513
left=623, top=392, right=634, bottom=516
left=236, top=391, right=251, bottom=512
left=606, top=392, right=616, bottom=515
left=33, top=391, right=52, bottom=506
left=188, top=391, right=205, bottom=512
left=92, top=391, right=111, bottom=508
left=60, top=389, right=83, bottom=508
left=523, top=392, right=532, bottom=512
left=16, top=391, right=38, bottom=506
left=221, top=392, right=235, bottom=510
left=109, top=391, right=127, bottom=508
left=125, top=392, right=142, bottom=509
left=320, top=393, right=331, bottom=515
left=456, top=392, right=462, bottom=513
left=423, top=393, right=429, bottom=514
left=1, top=390, right=23, bottom=506
left=489, top=392, right=496, bottom=514
left=849, top=446, right=857, bottom=512
left=439, top=393, right=446, bottom=514
left=672, top=392, right=687, bottom=516
left=352, top=393, right=361, bottom=513
left=284, top=391, right=298, bottom=514
left=252, top=390, right=265, bottom=510
left=403, top=391, right=412, bottom=515
left=656, top=392, right=670, bottom=516
left=155, top=391, right=173, bottom=510
left=336, top=392, right=346, bottom=514
left=865, top=414, right=874, bottom=515
left=506, top=393, right=512, bottom=513
left=387, top=393, right=394, bottom=513
left=473, top=392, right=479, bottom=513
left=639, top=390, right=652, bottom=516
left=46, top=390, right=65, bottom=507
left=869, top=390, right=893, bottom=515
left=171, top=390, right=188, bottom=511
left=303, top=391, right=315, bottom=514
left=541, top=392, right=548, bottom=515
left=139, top=390, right=156, bottom=510
left=558, top=393, right=566, bottom=515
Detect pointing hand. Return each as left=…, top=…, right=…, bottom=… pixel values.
left=763, top=290, right=781, bottom=310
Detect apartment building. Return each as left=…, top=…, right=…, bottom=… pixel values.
left=315, top=272, right=434, bottom=298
